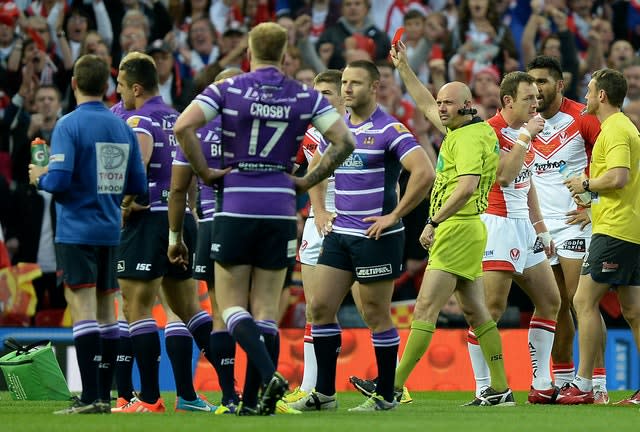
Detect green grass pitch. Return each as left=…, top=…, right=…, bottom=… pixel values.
left=2, top=391, right=638, bottom=432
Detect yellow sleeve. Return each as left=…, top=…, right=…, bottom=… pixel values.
left=604, top=130, right=631, bottom=170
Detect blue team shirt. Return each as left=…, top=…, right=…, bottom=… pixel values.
left=46, top=101, right=146, bottom=245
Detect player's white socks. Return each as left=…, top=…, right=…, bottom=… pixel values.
left=300, top=323, right=317, bottom=392
left=552, top=362, right=575, bottom=387
left=573, top=375, right=593, bottom=392
left=467, top=330, right=490, bottom=397
left=592, top=368, right=607, bottom=392
left=528, top=317, right=556, bottom=390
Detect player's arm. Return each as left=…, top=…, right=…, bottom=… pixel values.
left=121, top=130, right=153, bottom=214
left=496, top=118, right=544, bottom=186
left=390, top=41, right=445, bottom=135
left=296, top=114, right=355, bottom=193
left=175, top=102, right=210, bottom=178
left=584, top=167, right=629, bottom=192
left=527, top=181, right=554, bottom=256
left=307, top=150, right=332, bottom=235
left=364, top=147, right=435, bottom=239
left=167, top=162, right=193, bottom=268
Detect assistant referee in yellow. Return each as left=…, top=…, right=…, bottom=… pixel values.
left=559, top=68, right=640, bottom=404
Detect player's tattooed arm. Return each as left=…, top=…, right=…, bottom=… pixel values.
left=297, top=131, right=354, bottom=193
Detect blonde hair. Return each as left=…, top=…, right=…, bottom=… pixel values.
left=248, top=22, right=288, bottom=64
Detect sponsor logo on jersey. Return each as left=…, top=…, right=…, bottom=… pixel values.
left=393, top=123, right=410, bottom=133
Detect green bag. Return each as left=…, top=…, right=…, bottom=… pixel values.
left=0, top=338, right=71, bottom=400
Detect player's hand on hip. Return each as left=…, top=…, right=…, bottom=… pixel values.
left=168, top=243, right=190, bottom=271
left=363, top=213, right=399, bottom=240
left=566, top=208, right=591, bottom=230
left=202, top=167, right=231, bottom=186
left=419, top=224, right=435, bottom=250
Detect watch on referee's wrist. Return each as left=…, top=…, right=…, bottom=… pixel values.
left=582, top=178, right=590, bottom=192
left=426, top=217, right=439, bottom=229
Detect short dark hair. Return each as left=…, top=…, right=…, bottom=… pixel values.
left=346, top=60, right=380, bottom=82
left=74, top=54, right=109, bottom=96
left=314, top=69, right=343, bottom=93
left=591, top=68, right=627, bottom=108
left=404, top=9, right=425, bottom=22
left=527, top=55, right=563, bottom=82
left=35, top=84, right=62, bottom=101
left=119, top=56, right=158, bottom=91
left=500, top=71, right=536, bottom=107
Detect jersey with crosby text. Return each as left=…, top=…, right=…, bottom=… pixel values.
left=531, top=98, right=600, bottom=219
left=486, top=111, right=535, bottom=219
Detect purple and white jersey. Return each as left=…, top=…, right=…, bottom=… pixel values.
left=173, top=117, right=222, bottom=221
left=110, top=101, right=128, bottom=119
left=194, top=66, right=339, bottom=219
left=319, top=107, right=420, bottom=237
left=125, top=96, right=179, bottom=211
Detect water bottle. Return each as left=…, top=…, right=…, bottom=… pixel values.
left=558, top=162, right=591, bottom=205
left=30, top=137, right=49, bottom=167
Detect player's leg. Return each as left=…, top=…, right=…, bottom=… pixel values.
left=195, top=218, right=238, bottom=407
left=550, top=262, right=576, bottom=386
left=113, top=290, right=135, bottom=407
left=348, top=278, right=399, bottom=412
left=95, top=246, right=120, bottom=406
left=158, top=289, right=200, bottom=409
left=614, top=283, right=640, bottom=405
left=288, top=231, right=355, bottom=411
left=515, top=259, right=561, bottom=400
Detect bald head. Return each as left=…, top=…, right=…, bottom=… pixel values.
left=438, top=82, right=473, bottom=105
left=436, top=81, right=475, bottom=130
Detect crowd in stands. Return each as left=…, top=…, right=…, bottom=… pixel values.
left=1, top=0, right=639, bottom=327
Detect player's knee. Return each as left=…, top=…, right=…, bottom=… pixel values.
left=309, top=297, right=334, bottom=323
left=620, top=303, right=640, bottom=328
left=221, top=306, right=248, bottom=327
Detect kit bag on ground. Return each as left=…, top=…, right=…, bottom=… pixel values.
left=0, top=338, right=71, bottom=400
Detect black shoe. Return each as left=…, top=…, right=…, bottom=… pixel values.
left=236, top=402, right=260, bottom=416
left=260, top=372, right=289, bottom=416
left=349, top=375, right=377, bottom=398
left=462, top=387, right=516, bottom=407
left=54, top=397, right=111, bottom=414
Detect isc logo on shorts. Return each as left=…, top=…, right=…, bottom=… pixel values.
left=195, top=265, right=207, bottom=273
left=356, top=264, right=392, bottom=278
left=136, top=263, right=152, bottom=271
left=117, top=260, right=125, bottom=272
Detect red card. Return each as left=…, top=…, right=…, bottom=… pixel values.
left=391, top=27, right=405, bottom=46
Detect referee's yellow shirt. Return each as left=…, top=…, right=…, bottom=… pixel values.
left=590, top=112, right=640, bottom=244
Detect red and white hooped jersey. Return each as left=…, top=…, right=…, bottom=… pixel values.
left=295, top=126, right=336, bottom=214
left=531, top=98, right=600, bottom=219
left=486, top=111, right=536, bottom=219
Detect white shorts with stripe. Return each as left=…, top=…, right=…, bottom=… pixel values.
left=544, top=217, right=592, bottom=266
left=298, top=217, right=323, bottom=265
left=481, top=213, right=546, bottom=274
